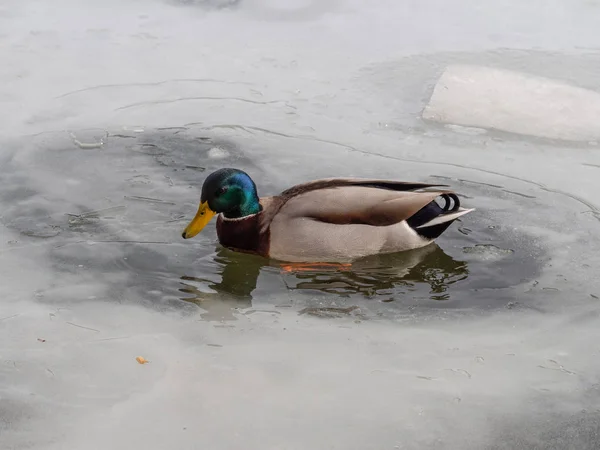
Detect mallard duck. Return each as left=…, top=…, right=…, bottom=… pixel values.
left=181, top=168, right=473, bottom=263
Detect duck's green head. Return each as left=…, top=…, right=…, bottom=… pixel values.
left=181, top=168, right=261, bottom=239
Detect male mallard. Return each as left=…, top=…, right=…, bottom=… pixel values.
left=182, top=168, right=473, bottom=263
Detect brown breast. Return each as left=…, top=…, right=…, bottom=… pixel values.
left=216, top=213, right=270, bottom=257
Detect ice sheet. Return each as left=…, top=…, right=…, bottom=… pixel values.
left=1, top=1, right=600, bottom=449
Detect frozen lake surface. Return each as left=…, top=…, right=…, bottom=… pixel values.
left=2, top=0, right=600, bottom=449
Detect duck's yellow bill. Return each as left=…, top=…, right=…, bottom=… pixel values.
left=182, top=201, right=216, bottom=239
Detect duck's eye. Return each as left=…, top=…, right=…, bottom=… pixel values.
left=215, top=186, right=228, bottom=197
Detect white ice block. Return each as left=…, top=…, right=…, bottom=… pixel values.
left=422, top=65, right=600, bottom=142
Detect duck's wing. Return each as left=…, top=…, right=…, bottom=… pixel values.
left=260, top=178, right=473, bottom=262
left=278, top=177, right=446, bottom=198
left=260, top=178, right=456, bottom=230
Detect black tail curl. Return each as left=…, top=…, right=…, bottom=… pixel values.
left=406, top=193, right=462, bottom=240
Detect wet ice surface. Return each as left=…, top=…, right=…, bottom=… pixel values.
left=2, top=0, right=600, bottom=449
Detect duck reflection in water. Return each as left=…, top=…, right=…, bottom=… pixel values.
left=179, top=249, right=263, bottom=321
left=179, top=243, right=469, bottom=320
left=283, top=244, right=468, bottom=299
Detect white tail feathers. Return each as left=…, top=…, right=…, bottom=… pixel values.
left=415, top=207, right=475, bottom=229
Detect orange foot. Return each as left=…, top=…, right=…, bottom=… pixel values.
left=280, top=262, right=352, bottom=273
